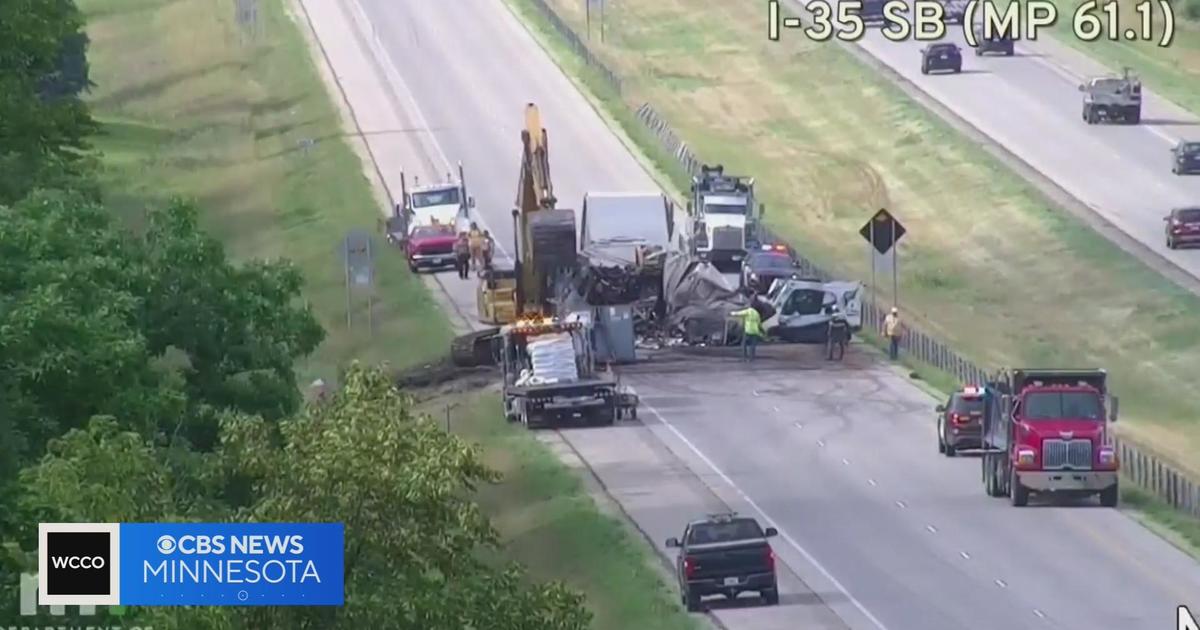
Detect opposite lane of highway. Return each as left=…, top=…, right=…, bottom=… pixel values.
left=805, top=0, right=1200, bottom=282
left=299, top=0, right=1200, bottom=628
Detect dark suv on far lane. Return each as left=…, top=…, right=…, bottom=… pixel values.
left=921, top=43, right=962, bottom=75
left=1171, top=140, right=1200, bottom=175
left=972, top=24, right=1015, bottom=56
left=937, top=386, right=985, bottom=456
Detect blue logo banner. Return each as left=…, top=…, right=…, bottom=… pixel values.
left=119, top=523, right=344, bottom=606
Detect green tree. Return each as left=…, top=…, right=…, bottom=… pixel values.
left=0, top=0, right=98, bottom=204
left=219, top=364, right=592, bottom=630
left=133, top=201, right=325, bottom=438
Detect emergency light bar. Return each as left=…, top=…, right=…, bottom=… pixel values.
left=961, top=386, right=984, bottom=397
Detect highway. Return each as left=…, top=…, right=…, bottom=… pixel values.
left=809, top=0, right=1200, bottom=280
left=297, top=0, right=1200, bottom=628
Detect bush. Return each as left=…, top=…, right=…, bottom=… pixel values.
left=1186, top=0, right=1200, bottom=21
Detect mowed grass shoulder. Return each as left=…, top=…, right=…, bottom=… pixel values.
left=80, top=0, right=453, bottom=384
left=440, top=394, right=702, bottom=630
left=513, top=0, right=1200, bottom=472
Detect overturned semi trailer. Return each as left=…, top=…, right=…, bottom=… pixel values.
left=571, top=192, right=674, bottom=330
left=662, top=251, right=749, bottom=343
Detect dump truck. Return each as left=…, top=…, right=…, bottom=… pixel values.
left=1080, top=68, right=1141, bottom=124
left=687, top=165, right=766, bottom=273
left=451, top=103, right=579, bottom=367
left=979, top=369, right=1120, bottom=507
left=498, top=315, right=635, bottom=428
left=385, top=165, right=474, bottom=247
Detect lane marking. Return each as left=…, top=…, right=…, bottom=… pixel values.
left=640, top=397, right=892, bottom=630
left=995, top=579, right=1007, bottom=588
left=773, top=406, right=780, bottom=413
left=959, top=551, right=971, bottom=560
left=753, top=390, right=761, bottom=397
left=817, top=439, right=826, bottom=447
left=868, top=478, right=877, bottom=487
left=841, top=458, right=851, bottom=466
left=894, top=500, right=907, bottom=509
left=1033, top=609, right=1046, bottom=619
left=925, top=524, right=937, bottom=534
left=795, top=422, right=804, bottom=429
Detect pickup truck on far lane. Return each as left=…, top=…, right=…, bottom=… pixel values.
left=666, top=512, right=780, bottom=612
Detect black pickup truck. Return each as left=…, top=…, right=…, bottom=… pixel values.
left=666, top=513, right=780, bottom=611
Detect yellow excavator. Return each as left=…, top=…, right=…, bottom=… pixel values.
left=451, top=103, right=579, bottom=367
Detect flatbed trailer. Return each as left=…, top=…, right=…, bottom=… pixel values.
left=504, top=375, right=622, bottom=428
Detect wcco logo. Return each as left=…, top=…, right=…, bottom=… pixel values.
left=1182, top=606, right=1199, bottom=630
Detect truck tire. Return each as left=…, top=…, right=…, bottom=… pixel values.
left=1099, top=482, right=1119, bottom=507
left=1128, top=108, right=1141, bottom=124
left=762, top=585, right=780, bottom=605
left=985, top=457, right=1003, bottom=497
left=937, top=427, right=946, bottom=454
left=945, top=442, right=957, bottom=457
left=1009, top=471, right=1029, bottom=506
left=685, top=589, right=702, bottom=612
left=921, top=63, right=929, bottom=75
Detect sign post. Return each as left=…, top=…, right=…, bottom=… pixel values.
left=858, top=208, right=907, bottom=322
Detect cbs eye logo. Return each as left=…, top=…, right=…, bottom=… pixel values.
left=38, top=523, right=121, bottom=606
left=156, top=535, right=177, bottom=554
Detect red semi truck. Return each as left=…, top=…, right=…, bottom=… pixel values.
left=979, top=369, right=1120, bottom=507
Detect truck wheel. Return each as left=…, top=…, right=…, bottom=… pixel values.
left=1005, top=48, right=1014, bottom=56
left=1128, top=109, right=1141, bottom=124
left=589, top=404, right=616, bottom=426
left=921, top=63, right=929, bottom=75
left=685, top=589, right=702, bottom=612
left=1168, top=236, right=1177, bottom=249
left=945, top=442, right=957, bottom=457
left=1099, top=482, right=1119, bottom=507
left=408, top=262, right=419, bottom=273
left=762, top=586, right=780, bottom=605
left=937, top=428, right=946, bottom=454
left=1009, top=471, right=1029, bottom=506
left=985, top=458, right=1002, bottom=497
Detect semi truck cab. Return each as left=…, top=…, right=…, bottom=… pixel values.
left=980, top=369, right=1120, bottom=507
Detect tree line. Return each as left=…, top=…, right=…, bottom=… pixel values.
left=0, top=2, right=592, bottom=628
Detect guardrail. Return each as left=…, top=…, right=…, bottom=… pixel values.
left=522, top=0, right=1200, bottom=518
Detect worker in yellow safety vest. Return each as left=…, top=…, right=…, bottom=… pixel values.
left=731, top=303, right=764, bottom=362
left=883, top=306, right=903, bottom=360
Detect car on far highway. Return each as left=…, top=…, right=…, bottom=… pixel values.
left=740, top=245, right=801, bottom=293
left=972, top=24, right=1015, bottom=56
left=405, top=224, right=458, bottom=273
left=921, top=43, right=962, bottom=75
left=936, top=385, right=985, bottom=456
left=1165, top=207, right=1200, bottom=250
left=941, top=0, right=968, bottom=23
left=666, top=513, right=779, bottom=612
left=1171, top=140, right=1200, bottom=175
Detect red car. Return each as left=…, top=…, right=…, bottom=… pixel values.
left=1165, top=206, right=1200, bottom=249
left=405, top=224, right=458, bottom=273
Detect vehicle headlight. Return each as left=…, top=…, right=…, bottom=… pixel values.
left=1098, top=447, right=1116, bottom=466
left=1016, top=447, right=1036, bottom=466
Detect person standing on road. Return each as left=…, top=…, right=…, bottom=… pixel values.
left=481, top=229, right=495, bottom=270
left=468, top=222, right=484, bottom=271
left=883, top=306, right=903, bottom=360
left=731, top=304, right=764, bottom=362
left=453, top=232, right=471, bottom=280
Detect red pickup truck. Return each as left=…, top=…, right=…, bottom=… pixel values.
left=405, top=224, right=458, bottom=273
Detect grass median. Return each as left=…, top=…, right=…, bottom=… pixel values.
left=82, top=0, right=696, bottom=624
left=438, top=393, right=702, bottom=630
left=505, top=0, right=1200, bottom=477
left=81, top=0, right=453, bottom=385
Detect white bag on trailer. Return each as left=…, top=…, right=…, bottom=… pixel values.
left=525, top=332, right=579, bottom=384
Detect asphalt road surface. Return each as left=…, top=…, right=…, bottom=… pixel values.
left=799, top=0, right=1200, bottom=280
left=299, top=0, right=1200, bottom=628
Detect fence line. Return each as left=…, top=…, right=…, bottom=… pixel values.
left=523, top=0, right=1200, bottom=517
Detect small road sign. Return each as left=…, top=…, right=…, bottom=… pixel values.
left=859, top=208, right=906, bottom=255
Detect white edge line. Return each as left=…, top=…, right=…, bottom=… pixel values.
left=640, top=396, right=891, bottom=630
